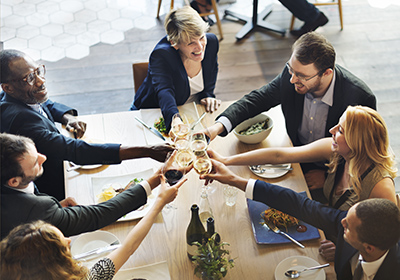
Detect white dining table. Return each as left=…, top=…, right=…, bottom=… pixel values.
left=64, top=102, right=336, bottom=280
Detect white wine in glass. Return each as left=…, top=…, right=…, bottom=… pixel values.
left=193, top=156, right=212, bottom=175
left=190, top=132, right=207, bottom=153
left=176, top=149, right=193, bottom=168
left=171, top=113, right=190, bottom=139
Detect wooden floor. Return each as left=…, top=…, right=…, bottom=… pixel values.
left=35, top=0, right=400, bottom=189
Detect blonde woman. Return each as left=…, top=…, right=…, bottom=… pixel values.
left=131, top=6, right=221, bottom=131
left=0, top=176, right=186, bottom=280
left=208, top=105, right=396, bottom=261
left=209, top=105, right=396, bottom=209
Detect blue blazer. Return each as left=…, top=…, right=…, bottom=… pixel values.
left=253, top=180, right=400, bottom=279
left=0, top=92, right=121, bottom=200
left=132, top=33, right=219, bottom=130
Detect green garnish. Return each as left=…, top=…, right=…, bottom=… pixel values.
left=154, top=117, right=168, bottom=136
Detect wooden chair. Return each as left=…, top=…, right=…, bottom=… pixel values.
left=290, top=0, right=343, bottom=31
left=132, top=62, right=149, bottom=93
left=157, top=0, right=223, bottom=40
left=396, top=193, right=400, bottom=209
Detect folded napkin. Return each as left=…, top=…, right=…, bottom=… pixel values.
left=113, top=261, right=170, bottom=280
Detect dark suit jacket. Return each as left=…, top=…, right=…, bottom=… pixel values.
left=1, top=183, right=147, bottom=240
left=0, top=92, right=121, bottom=200
left=253, top=180, right=400, bottom=279
left=133, top=33, right=219, bottom=130
left=218, top=65, right=376, bottom=146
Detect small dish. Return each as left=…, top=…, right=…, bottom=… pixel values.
left=249, top=163, right=291, bottom=179
left=233, top=113, right=273, bottom=144
left=275, top=256, right=325, bottom=280
left=71, top=231, right=120, bottom=267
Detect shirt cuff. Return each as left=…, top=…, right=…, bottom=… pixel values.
left=216, top=116, right=232, bottom=134
left=140, top=180, right=151, bottom=197
left=245, top=179, right=257, bottom=200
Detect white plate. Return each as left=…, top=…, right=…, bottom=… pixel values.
left=275, top=256, right=326, bottom=280
left=114, top=261, right=170, bottom=280
left=249, top=163, right=291, bottom=179
left=91, top=169, right=158, bottom=221
left=69, top=162, right=102, bottom=170
left=71, top=231, right=120, bottom=267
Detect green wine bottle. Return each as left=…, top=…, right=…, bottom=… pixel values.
left=204, top=217, right=221, bottom=244
left=186, top=204, right=205, bottom=260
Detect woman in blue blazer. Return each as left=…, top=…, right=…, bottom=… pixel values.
left=131, top=6, right=221, bottom=130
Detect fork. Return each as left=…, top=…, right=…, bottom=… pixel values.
left=264, top=220, right=305, bottom=249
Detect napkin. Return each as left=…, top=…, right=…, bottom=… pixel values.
left=113, top=261, right=171, bottom=280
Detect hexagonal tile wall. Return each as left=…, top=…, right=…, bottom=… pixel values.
left=0, top=0, right=170, bottom=62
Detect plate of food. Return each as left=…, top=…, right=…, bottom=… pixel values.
left=275, top=256, right=326, bottom=280
left=249, top=163, right=292, bottom=179
left=246, top=195, right=320, bottom=244
left=91, top=169, right=157, bottom=221
left=71, top=231, right=120, bottom=267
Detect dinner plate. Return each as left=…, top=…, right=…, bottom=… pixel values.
left=248, top=163, right=291, bottom=179
left=91, top=169, right=158, bottom=221
left=275, top=256, right=326, bottom=280
left=247, top=196, right=320, bottom=244
left=114, top=261, right=171, bottom=280
left=69, top=162, right=102, bottom=170
left=71, top=231, right=120, bottom=267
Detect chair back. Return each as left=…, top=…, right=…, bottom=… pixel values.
left=396, top=193, right=400, bottom=209
left=132, top=62, right=149, bottom=93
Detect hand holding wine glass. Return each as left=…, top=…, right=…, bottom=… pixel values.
left=170, top=113, right=190, bottom=141
left=163, top=150, right=187, bottom=186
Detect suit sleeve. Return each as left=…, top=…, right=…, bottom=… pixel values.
left=10, top=110, right=120, bottom=165
left=44, top=99, right=77, bottom=122
left=216, top=69, right=284, bottom=133
left=36, top=184, right=148, bottom=237
left=253, top=180, right=346, bottom=238
left=149, top=49, right=180, bottom=130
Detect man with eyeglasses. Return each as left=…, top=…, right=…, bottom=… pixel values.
left=207, top=32, right=376, bottom=189
left=0, top=49, right=173, bottom=201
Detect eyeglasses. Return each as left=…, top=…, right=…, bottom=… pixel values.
left=8, top=65, right=46, bottom=86
left=286, top=62, right=321, bottom=83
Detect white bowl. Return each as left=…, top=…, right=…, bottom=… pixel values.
left=233, top=113, right=273, bottom=144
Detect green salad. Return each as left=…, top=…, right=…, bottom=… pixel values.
left=239, top=118, right=270, bottom=135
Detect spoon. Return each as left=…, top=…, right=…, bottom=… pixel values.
left=285, top=263, right=329, bottom=278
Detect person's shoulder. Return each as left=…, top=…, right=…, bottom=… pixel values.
left=153, top=36, right=173, bottom=52
left=335, top=65, right=373, bottom=93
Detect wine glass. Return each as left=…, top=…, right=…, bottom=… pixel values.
left=162, top=151, right=186, bottom=210
left=170, top=113, right=190, bottom=141
left=193, top=151, right=213, bottom=223
left=190, top=131, right=208, bottom=155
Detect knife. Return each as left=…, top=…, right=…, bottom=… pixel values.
left=134, top=116, right=166, bottom=141
left=190, top=112, right=206, bottom=130
left=73, top=244, right=121, bottom=260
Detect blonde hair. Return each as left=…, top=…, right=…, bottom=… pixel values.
left=1, top=221, right=88, bottom=280
left=327, top=106, right=397, bottom=197
left=164, top=6, right=209, bottom=46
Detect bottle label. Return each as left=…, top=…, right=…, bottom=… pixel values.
left=187, top=244, right=199, bottom=256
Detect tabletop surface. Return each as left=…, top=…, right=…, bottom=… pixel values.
left=64, top=102, right=336, bottom=280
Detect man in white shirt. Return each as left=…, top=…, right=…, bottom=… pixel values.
left=201, top=159, right=400, bottom=280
